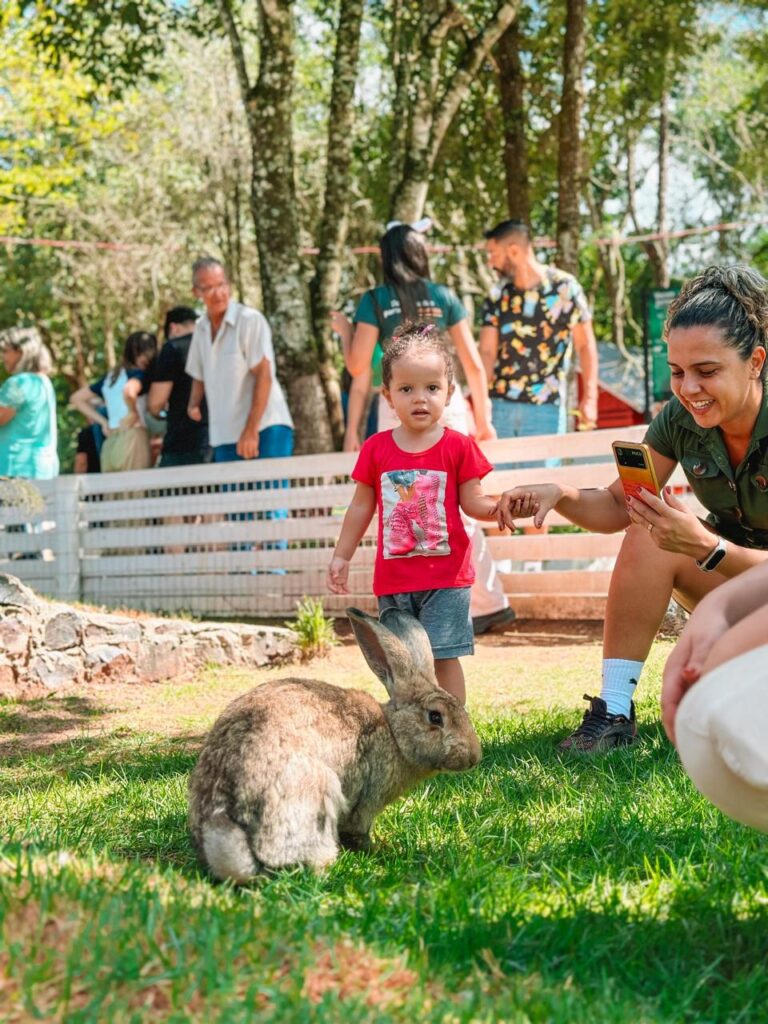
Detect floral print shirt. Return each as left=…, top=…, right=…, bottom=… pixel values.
left=481, top=266, right=591, bottom=405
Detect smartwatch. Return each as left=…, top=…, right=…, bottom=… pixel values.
left=696, top=536, right=727, bottom=573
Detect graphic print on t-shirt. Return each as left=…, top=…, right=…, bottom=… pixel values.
left=381, top=469, right=449, bottom=559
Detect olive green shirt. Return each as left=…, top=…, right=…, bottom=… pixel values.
left=645, top=390, right=768, bottom=549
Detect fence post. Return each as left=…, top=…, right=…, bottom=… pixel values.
left=50, top=475, right=81, bottom=602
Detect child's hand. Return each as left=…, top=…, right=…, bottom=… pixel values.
left=497, top=484, right=561, bottom=531
left=327, top=556, right=350, bottom=595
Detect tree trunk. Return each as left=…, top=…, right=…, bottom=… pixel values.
left=496, top=18, right=530, bottom=222
left=309, top=0, right=365, bottom=450
left=556, top=0, right=587, bottom=276
left=626, top=88, right=671, bottom=291
left=389, top=0, right=520, bottom=223
left=649, top=82, right=671, bottom=287
left=216, top=0, right=332, bottom=453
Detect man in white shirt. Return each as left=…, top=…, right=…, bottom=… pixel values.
left=186, top=257, right=294, bottom=462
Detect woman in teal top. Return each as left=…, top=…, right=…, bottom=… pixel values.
left=0, top=327, right=59, bottom=480
left=331, top=222, right=496, bottom=451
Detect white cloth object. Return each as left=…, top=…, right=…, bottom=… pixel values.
left=676, top=644, right=768, bottom=832
left=186, top=300, right=293, bottom=447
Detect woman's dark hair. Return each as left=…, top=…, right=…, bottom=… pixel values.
left=379, top=224, right=431, bottom=322
left=381, top=321, right=455, bottom=391
left=665, top=265, right=768, bottom=374
left=110, top=331, right=158, bottom=384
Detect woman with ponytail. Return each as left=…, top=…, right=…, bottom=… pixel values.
left=498, top=265, right=768, bottom=753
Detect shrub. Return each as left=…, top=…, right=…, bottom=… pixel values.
left=286, top=596, right=338, bottom=661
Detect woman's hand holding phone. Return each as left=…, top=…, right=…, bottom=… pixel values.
left=626, top=487, right=717, bottom=559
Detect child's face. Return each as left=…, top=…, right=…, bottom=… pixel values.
left=382, top=349, right=453, bottom=432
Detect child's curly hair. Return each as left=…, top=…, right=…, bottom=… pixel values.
left=381, top=320, right=455, bottom=390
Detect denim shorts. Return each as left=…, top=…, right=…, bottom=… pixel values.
left=378, top=586, right=473, bottom=660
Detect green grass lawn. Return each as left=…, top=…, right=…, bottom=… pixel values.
left=1, top=635, right=767, bottom=1023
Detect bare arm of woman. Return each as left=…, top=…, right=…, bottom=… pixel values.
left=0, top=407, right=16, bottom=426
left=121, top=376, right=143, bottom=426
left=448, top=320, right=495, bottom=440
left=498, top=446, right=678, bottom=533
left=344, top=366, right=373, bottom=452
left=344, top=323, right=380, bottom=377
left=69, top=385, right=110, bottom=433
left=626, top=486, right=768, bottom=577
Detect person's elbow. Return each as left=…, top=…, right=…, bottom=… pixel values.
left=146, top=391, right=164, bottom=417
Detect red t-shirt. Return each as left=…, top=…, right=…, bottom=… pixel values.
left=352, top=428, right=494, bottom=596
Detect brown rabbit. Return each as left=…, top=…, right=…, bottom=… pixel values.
left=188, top=607, right=482, bottom=881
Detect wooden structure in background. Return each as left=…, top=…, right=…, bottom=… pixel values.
left=0, top=425, right=697, bottom=620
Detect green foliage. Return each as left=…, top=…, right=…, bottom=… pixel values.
left=0, top=477, right=44, bottom=513
left=286, top=595, right=339, bottom=660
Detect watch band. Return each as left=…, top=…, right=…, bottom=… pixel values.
left=696, top=536, right=727, bottom=572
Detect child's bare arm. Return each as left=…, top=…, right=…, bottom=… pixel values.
left=327, top=482, right=376, bottom=595
left=459, top=478, right=501, bottom=522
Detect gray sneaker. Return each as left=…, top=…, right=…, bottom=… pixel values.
left=557, top=694, right=637, bottom=753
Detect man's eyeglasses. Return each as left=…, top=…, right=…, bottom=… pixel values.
left=194, top=281, right=229, bottom=295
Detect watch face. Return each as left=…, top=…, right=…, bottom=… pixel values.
left=700, top=543, right=726, bottom=571
left=707, top=547, right=727, bottom=570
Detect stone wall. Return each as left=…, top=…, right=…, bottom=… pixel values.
left=0, top=574, right=296, bottom=699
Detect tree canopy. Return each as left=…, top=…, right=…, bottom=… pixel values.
left=2, top=0, right=767, bottom=458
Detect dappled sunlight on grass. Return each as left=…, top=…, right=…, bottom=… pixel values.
left=1, top=632, right=766, bottom=1021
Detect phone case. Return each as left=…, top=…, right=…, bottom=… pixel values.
left=612, top=441, right=661, bottom=501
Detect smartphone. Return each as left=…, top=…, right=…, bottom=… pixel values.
left=612, top=441, right=661, bottom=502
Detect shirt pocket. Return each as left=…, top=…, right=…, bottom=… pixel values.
left=680, top=450, right=733, bottom=519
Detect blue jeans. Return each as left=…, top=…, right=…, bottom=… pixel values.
left=213, top=425, right=294, bottom=551
left=212, top=424, right=294, bottom=462
left=491, top=398, right=566, bottom=469
left=490, top=398, right=566, bottom=439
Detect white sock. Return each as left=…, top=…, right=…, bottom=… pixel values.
left=600, top=659, right=642, bottom=717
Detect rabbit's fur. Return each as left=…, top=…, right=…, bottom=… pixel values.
left=188, top=607, right=482, bottom=881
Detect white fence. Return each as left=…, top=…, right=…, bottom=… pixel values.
left=0, top=425, right=693, bottom=619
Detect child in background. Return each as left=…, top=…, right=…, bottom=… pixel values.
left=70, top=331, right=157, bottom=472
left=327, top=322, right=504, bottom=704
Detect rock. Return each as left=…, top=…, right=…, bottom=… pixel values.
left=0, top=574, right=38, bottom=610
left=0, top=617, right=30, bottom=657
left=30, top=652, right=82, bottom=691
left=0, top=573, right=296, bottom=698
left=0, top=660, right=16, bottom=697
left=44, top=611, right=83, bottom=650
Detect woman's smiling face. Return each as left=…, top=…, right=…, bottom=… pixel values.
left=667, top=324, right=766, bottom=434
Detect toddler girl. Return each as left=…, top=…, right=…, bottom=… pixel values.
left=327, top=322, right=501, bottom=703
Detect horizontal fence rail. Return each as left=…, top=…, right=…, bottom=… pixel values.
left=0, top=425, right=699, bottom=619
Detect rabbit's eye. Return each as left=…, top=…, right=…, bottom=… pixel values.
left=428, top=710, right=444, bottom=727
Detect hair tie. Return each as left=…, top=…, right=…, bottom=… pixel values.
left=385, top=217, right=432, bottom=234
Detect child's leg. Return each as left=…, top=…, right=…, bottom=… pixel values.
left=434, top=657, right=466, bottom=704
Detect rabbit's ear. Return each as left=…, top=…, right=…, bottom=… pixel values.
left=378, top=608, right=434, bottom=676
left=346, top=607, right=435, bottom=703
